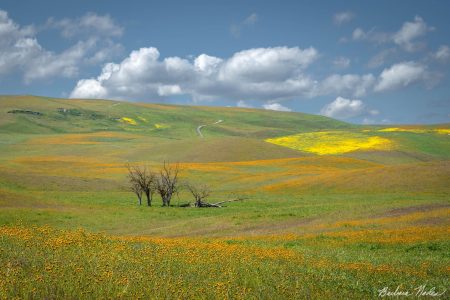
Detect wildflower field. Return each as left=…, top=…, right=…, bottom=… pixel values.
left=265, top=131, right=393, bottom=155
left=0, top=96, right=449, bottom=299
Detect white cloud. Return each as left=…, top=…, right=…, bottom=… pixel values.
left=230, top=12, right=259, bottom=37
left=333, top=57, right=350, bottom=69
left=194, top=54, right=222, bottom=75
left=70, top=43, right=438, bottom=103
left=71, top=78, right=107, bottom=99
left=374, top=61, right=428, bottom=92
left=24, top=39, right=97, bottom=83
left=352, top=28, right=366, bottom=40
left=333, top=11, right=354, bottom=25
left=321, top=96, right=378, bottom=119
left=393, top=16, right=432, bottom=51
left=71, top=46, right=324, bottom=101
left=367, top=48, right=396, bottom=68
left=319, top=74, right=376, bottom=98
left=85, top=42, right=124, bottom=64
left=71, top=47, right=193, bottom=99
left=0, top=9, right=122, bottom=82
left=433, top=45, right=450, bottom=63
left=352, top=27, right=390, bottom=43
left=236, top=100, right=253, bottom=108
left=263, top=102, right=292, bottom=112
left=220, top=47, right=318, bottom=82
left=362, top=117, right=390, bottom=125
left=157, top=85, right=182, bottom=96
left=243, top=13, right=258, bottom=25
left=47, top=12, right=123, bottom=38
left=351, top=16, right=433, bottom=51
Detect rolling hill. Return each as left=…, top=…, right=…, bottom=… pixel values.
left=0, top=95, right=449, bottom=298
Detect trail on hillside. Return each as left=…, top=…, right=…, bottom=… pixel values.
left=197, top=120, right=224, bottom=138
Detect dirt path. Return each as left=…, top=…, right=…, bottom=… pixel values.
left=196, top=125, right=206, bottom=138
left=197, top=120, right=223, bottom=138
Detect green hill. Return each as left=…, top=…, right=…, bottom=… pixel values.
left=0, top=95, right=351, bottom=136
left=0, top=95, right=449, bottom=298
left=1, top=95, right=448, bottom=164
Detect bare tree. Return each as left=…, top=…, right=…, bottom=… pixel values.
left=156, top=161, right=180, bottom=206
left=130, top=181, right=143, bottom=206
left=127, top=164, right=157, bottom=206
left=186, top=183, right=211, bottom=207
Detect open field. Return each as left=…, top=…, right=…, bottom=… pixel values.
left=0, top=96, right=449, bottom=298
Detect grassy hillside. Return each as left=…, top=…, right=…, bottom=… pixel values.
left=0, top=95, right=449, bottom=299
left=0, top=95, right=351, bottom=137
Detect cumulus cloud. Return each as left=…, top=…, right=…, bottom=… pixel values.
left=0, top=10, right=38, bottom=75
left=393, top=16, right=432, bottom=52
left=220, top=47, right=318, bottom=82
left=333, top=11, right=354, bottom=25
left=71, top=78, right=107, bottom=99
left=71, top=47, right=194, bottom=99
left=0, top=9, right=122, bottom=82
left=71, top=46, right=325, bottom=101
left=84, top=42, right=124, bottom=64
left=24, top=39, right=96, bottom=82
left=374, top=61, right=428, bottom=92
left=262, top=102, right=292, bottom=112
left=70, top=43, right=440, bottom=103
left=352, top=16, right=433, bottom=52
left=321, top=97, right=378, bottom=120
left=319, top=74, right=376, bottom=98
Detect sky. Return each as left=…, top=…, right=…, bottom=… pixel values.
left=1, top=0, right=449, bottom=124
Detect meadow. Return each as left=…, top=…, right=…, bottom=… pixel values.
left=0, top=95, right=449, bottom=299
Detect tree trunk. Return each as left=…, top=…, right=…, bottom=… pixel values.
left=165, top=192, right=172, bottom=207
left=145, top=191, right=151, bottom=206
left=138, top=195, right=142, bottom=206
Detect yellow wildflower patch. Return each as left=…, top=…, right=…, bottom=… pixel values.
left=0, top=224, right=443, bottom=299
left=120, top=117, right=137, bottom=125
left=265, top=131, right=393, bottom=155
left=378, top=127, right=427, bottom=133
left=154, top=123, right=169, bottom=129
left=137, top=116, right=147, bottom=122
left=434, top=128, right=450, bottom=134
left=378, top=127, right=450, bottom=134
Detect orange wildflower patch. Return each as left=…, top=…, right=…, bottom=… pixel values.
left=334, top=208, right=450, bottom=228
left=26, top=131, right=141, bottom=145
left=324, top=226, right=449, bottom=244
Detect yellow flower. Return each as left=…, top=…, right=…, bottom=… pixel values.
left=265, top=131, right=393, bottom=155
left=120, top=117, right=137, bottom=125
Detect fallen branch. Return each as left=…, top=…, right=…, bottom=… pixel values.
left=178, top=197, right=249, bottom=208
left=210, top=197, right=248, bottom=206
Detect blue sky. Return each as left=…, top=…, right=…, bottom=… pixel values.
left=1, top=0, right=449, bottom=124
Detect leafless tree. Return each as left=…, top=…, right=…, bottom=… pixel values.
left=156, top=161, right=180, bottom=206
left=186, top=183, right=211, bottom=207
left=130, top=181, right=143, bottom=206
left=127, top=164, right=157, bottom=206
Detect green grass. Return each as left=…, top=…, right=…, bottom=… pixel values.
left=0, top=95, right=449, bottom=299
